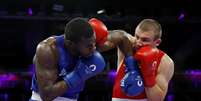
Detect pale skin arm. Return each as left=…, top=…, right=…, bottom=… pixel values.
left=145, top=54, right=174, bottom=101
left=34, top=38, right=69, bottom=101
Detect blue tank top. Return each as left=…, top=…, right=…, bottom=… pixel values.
left=31, top=35, right=84, bottom=99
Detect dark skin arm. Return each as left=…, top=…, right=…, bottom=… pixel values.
left=99, top=30, right=133, bottom=57
left=34, top=37, right=68, bottom=101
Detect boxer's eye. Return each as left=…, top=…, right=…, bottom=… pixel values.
left=135, top=35, right=139, bottom=39
left=141, top=38, right=151, bottom=42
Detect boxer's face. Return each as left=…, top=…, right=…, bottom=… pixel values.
left=76, top=35, right=96, bottom=57
left=134, top=27, right=161, bottom=49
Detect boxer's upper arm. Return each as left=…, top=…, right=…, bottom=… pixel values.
left=34, top=42, right=59, bottom=98
left=34, top=40, right=68, bottom=100
left=145, top=54, right=174, bottom=101
left=156, top=54, right=174, bottom=92
left=161, top=54, right=174, bottom=82
left=35, top=42, right=58, bottom=85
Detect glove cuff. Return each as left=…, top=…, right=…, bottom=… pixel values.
left=125, top=56, right=138, bottom=72
left=63, top=71, right=81, bottom=89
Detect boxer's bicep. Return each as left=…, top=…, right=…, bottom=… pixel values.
left=157, top=54, right=174, bottom=90
left=145, top=54, right=174, bottom=101
left=163, top=54, right=174, bottom=82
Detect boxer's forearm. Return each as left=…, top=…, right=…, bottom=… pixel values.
left=39, top=81, right=68, bottom=101
left=98, top=30, right=129, bottom=52
left=145, top=84, right=166, bottom=101
left=144, top=74, right=168, bottom=101
left=108, top=30, right=133, bottom=56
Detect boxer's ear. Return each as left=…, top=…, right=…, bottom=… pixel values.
left=154, top=38, right=161, bottom=46
left=64, top=39, right=75, bottom=47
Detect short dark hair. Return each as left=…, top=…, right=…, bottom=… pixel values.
left=64, top=17, right=94, bottom=43
left=138, top=19, right=162, bottom=40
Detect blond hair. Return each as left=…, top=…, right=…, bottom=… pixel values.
left=138, top=19, right=162, bottom=40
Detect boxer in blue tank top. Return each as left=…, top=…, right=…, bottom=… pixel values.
left=29, top=17, right=105, bottom=101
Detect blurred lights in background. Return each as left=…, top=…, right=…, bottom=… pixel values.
left=178, top=13, right=185, bottom=21
left=28, top=8, right=33, bottom=16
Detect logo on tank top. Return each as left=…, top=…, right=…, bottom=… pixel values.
left=85, top=64, right=96, bottom=74
left=151, top=61, right=157, bottom=70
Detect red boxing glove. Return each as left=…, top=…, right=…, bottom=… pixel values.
left=134, top=45, right=159, bottom=87
left=88, top=18, right=108, bottom=46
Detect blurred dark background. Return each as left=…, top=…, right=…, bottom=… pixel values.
left=0, top=0, right=201, bottom=101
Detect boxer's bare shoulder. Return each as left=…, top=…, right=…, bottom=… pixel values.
left=34, top=36, right=58, bottom=68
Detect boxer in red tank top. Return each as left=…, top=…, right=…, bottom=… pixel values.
left=112, top=48, right=165, bottom=101
left=97, top=18, right=174, bottom=101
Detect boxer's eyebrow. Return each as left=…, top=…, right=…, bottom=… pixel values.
left=135, top=34, right=152, bottom=42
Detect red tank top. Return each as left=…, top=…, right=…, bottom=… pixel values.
left=112, top=49, right=165, bottom=99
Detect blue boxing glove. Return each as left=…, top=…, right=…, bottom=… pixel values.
left=120, top=56, right=144, bottom=96
left=63, top=51, right=105, bottom=89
